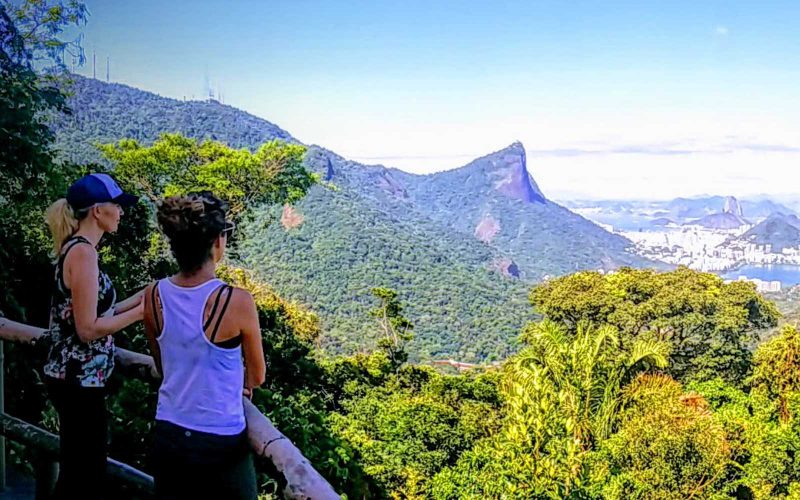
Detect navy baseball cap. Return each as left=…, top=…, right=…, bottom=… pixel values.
left=67, top=173, right=139, bottom=211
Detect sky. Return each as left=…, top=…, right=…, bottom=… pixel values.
left=68, top=0, right=800, bottom=200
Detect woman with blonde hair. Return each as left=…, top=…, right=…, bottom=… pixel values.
left=144, top=191, right=265, bottom=499
left=44, top=173, right=144, bottom=499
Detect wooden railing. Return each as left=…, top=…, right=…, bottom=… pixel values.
left=0, top=317, right=340, bottom=499
left=432, top=359, right=501, bottom=371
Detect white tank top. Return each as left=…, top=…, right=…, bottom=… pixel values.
left=154, top=277, right=246, bottom=435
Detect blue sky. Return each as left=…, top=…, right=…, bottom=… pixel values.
left=71, top=0, right=800, bottom=200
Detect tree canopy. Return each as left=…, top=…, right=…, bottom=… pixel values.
left=530, top=267, right=780, bottom=384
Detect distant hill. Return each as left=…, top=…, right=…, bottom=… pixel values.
left=564, top=196, right=795, bottom=230
left=690, top=212, right=748, bottom=229
left=651, top=217, right=674, bottom=227
left=51, top=75, right=659, bottom=361
left=733, top=213, right=800, bottom=251
left=668, top=196, right=790, bottom=221
left=51, top=75, right=295, bottom=165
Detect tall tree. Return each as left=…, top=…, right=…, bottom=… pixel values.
left=751, top=325, right=800, bottom=422
left=369, top=287, right=414, bottom=369
left=0, top=1, right=80, bottom=321
left=100, top=133, right=315, bottom=214
left=0, top=0, right=86, bottom=452
left=530, top=267, right=779, bottom=384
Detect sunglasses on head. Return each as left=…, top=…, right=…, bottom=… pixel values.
left=222, top=220, right=236, bottom=239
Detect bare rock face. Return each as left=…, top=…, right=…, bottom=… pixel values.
left=375, top=171, right=409, bottom=199
left=280, top=205, right=304, bottom=229
left=324, top=157, right=335, bottom=181
left=490, top=143, right=546, bottom=204
left=475, top=215, right=501, bottom=243
left=724, top=196, right=744, bottom=217
left=490, top=257, right=520, bottom=278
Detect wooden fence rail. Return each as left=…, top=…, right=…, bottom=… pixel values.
left=0, top=412, right=155, bottom=492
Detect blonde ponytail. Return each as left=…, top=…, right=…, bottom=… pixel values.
left=45, top=199, right=79, bottom=255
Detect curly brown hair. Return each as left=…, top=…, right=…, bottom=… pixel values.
left=157, top=191, right=229, bottom=273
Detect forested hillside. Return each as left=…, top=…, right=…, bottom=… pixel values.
left=52, top=75, right=295, bottom=165
left=239, top=182, right=532, bottom=361
left=52, top=76, right=659, bottom=360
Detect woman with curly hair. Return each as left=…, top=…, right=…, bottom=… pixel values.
left=143, top=191, right=266, bottom=500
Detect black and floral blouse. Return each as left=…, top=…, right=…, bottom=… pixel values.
left=44, top=236, right=117, bottom=387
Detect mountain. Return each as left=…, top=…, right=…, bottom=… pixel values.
left=651, top=217, right=674, bottom=227
left=241, top=142, right=659, bottom=360
left=668, top=196, right=788, bottom=221
left=564, top=196, right=795, bottom=231
left=51, top=75, right=296, bottom=165
left=687, top=196, right=749, bottom=229
left=51, top=75, right=658, bottom=361
left=733, top=213, right=800, bottom=251
left=724, top=196, right=744, bottom=217
left=386, top=143, right=650, bottom=277
left=239, top=167, right=533, bottom=362
left=690, top=212, right=748, bottom=229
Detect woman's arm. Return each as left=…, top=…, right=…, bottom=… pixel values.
left=114, top=288, right=145, bottom=314
left=68, top=245, right=143, bottom=343
left=142, top=282, right=163, bottom=377
left=236, top=289, right=266, bottom=392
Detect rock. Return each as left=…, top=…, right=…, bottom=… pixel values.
left=475, top=215, right=501, bottom=243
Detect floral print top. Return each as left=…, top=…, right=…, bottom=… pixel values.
left=44, top=236, right=117, bottom=387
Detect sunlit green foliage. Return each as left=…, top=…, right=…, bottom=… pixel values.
left=530, top=267, right=779, bottom=384
left=240, top=185, right=533, bottom=363
left=751, top=324, right=800, bottom=422
left=430, top=321, right=670, bottom=499
left=691, top=375, right=800, bottom=499
left=100, top=133, right=315, bottom=214
left=369, top=287, right=414, bottom=369
left=328, top=358, right=501, bottom=499
left=591, top=375, right=732, bottom=499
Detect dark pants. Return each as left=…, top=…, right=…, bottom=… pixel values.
left=45, top=377, right=108, bottom=500
left=151, top=420, right=257, bottom=500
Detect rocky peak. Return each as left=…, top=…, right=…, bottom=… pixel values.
left=723, top=196, right=744, bottom=217
left=489, top=142, right=546, bottom=204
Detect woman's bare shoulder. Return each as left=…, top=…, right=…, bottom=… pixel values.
left=229, top=287, right=257, bottom=312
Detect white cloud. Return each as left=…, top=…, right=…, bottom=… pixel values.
left=715, top=25, right=729, bottom=36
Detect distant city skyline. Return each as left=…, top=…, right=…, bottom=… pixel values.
left=70, top=0, right=800, bottom=200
